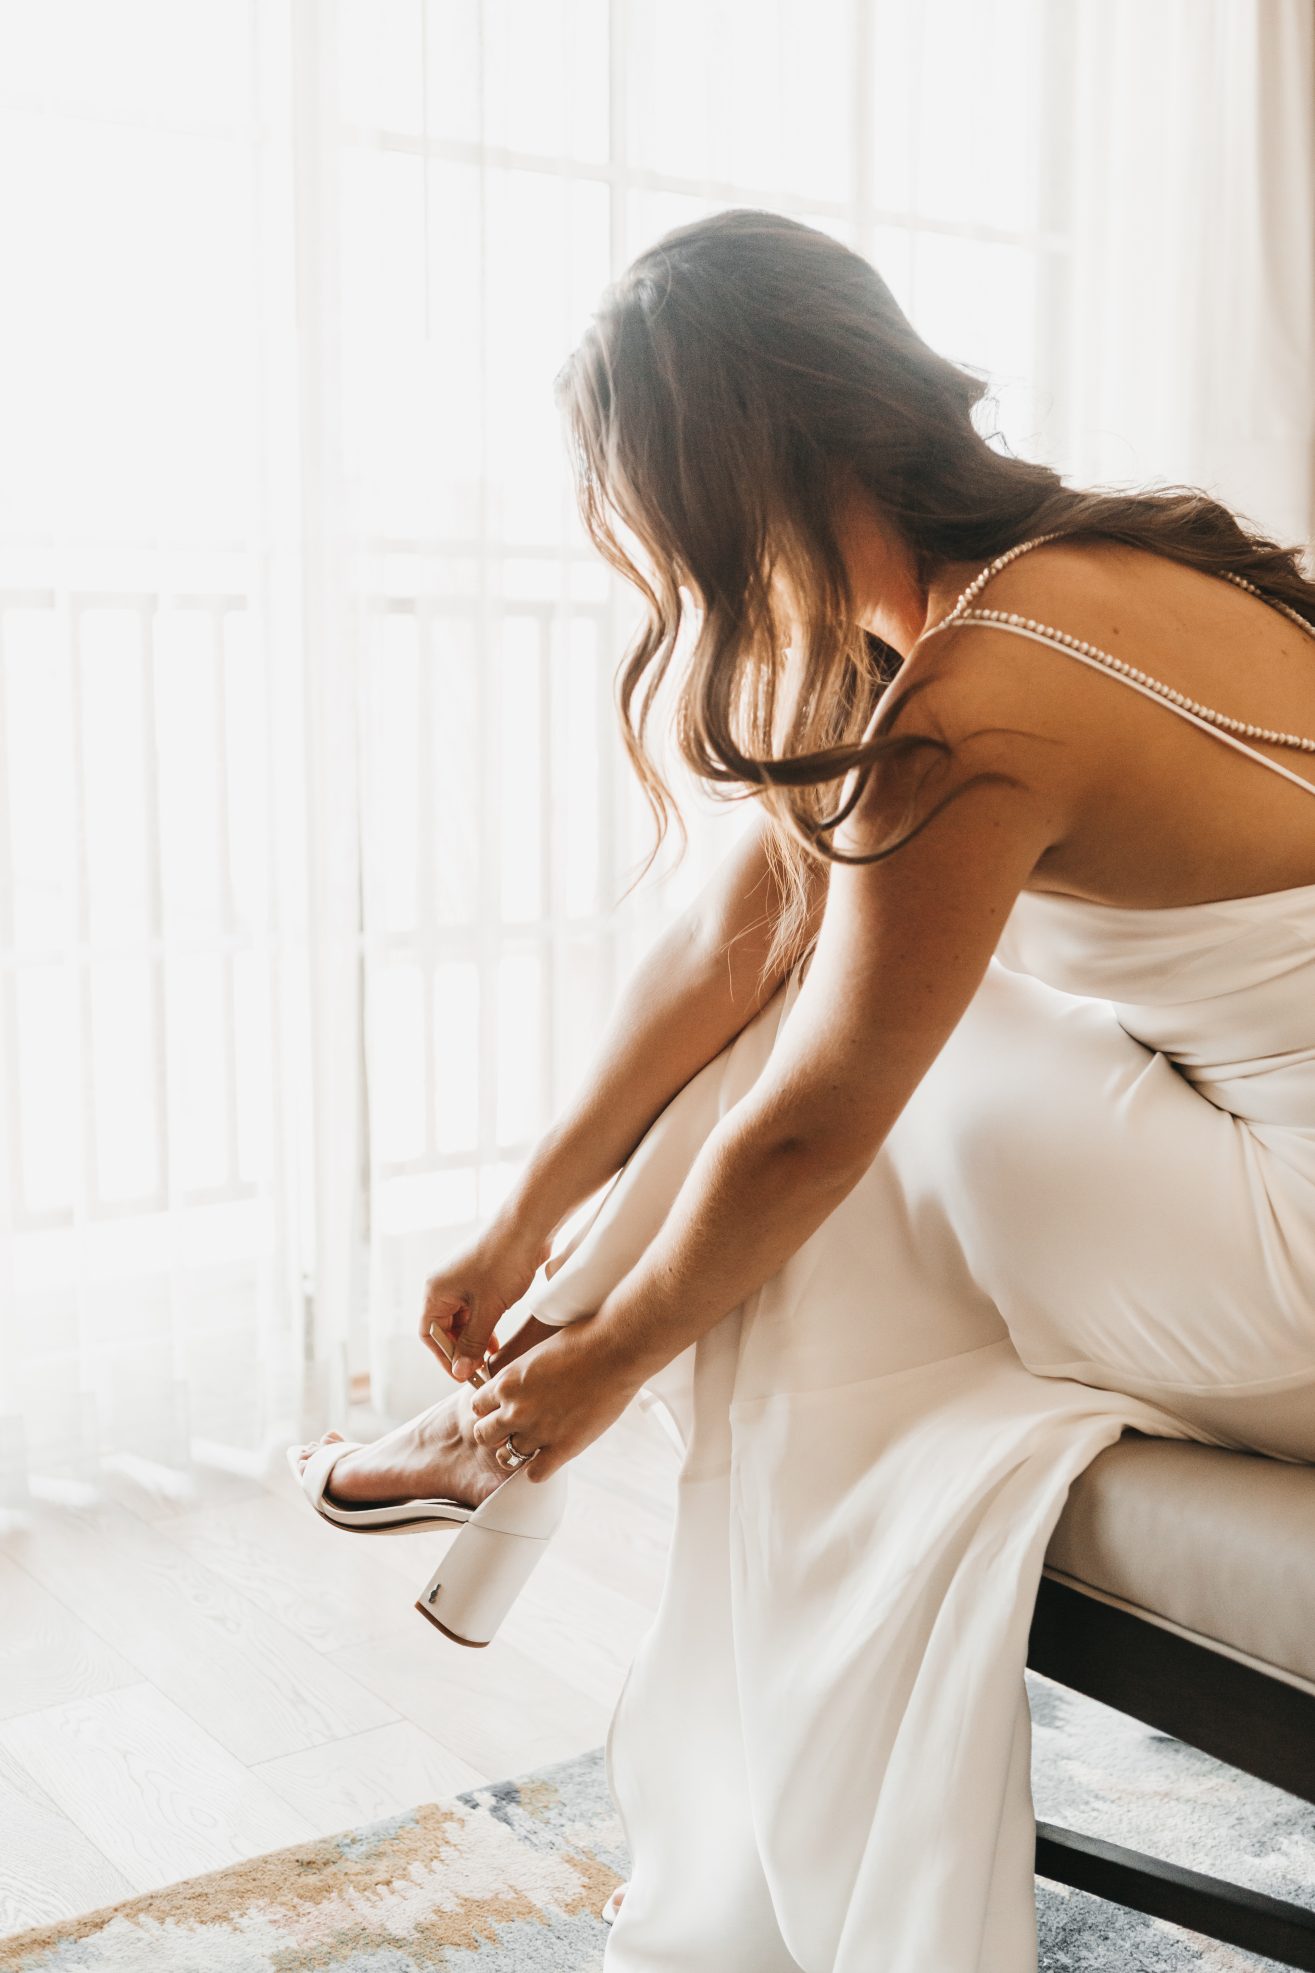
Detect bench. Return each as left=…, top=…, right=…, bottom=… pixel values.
left=1034, top=1435, right=1315, bottom=1966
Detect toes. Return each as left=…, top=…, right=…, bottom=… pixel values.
left=293, top=1429, right=343, bottom=1472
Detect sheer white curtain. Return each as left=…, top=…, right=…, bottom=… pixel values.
left=1, top=0, right=1311, bottom=1509
left=0, top=3, right=313, bottom=1508
left=1063, top=0, right=1315, bottom=546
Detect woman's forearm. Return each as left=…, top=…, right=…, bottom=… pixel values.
left=493, top=813, right=825, bottom=1253
left=467, top=1112, right=861, bottom=1473
left=584, top=1105, right=864, bottom=1385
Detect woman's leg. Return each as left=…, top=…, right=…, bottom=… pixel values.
left=568, top=950, right=1315, bottom=1972
left=301, top=944, right=1315, bottom=1969
left=901, top=959, right=1315, bottom=1438
left=523, top=968, right=808, bottom=1451
left=667, top=954, right=1315, bottom=1971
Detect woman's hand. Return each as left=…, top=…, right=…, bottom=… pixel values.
left=466, top=1317, right=644, bottom=1483
left=419, top=1220, right=552, bottom=1380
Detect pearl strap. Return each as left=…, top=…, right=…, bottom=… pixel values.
left=919, top=532, right=1315, bottom=756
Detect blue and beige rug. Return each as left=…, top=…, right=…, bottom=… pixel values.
left=1, top=1674, right=1311, bottom=1969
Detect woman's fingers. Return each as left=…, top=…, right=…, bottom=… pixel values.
left=419, top=1288, right=496, bottom=1380
left=424, top=1329, right=470, bottom=1379
left=468, top=1373, right=539, bottom=1456
left=468, top=1382, right=506, bottom=1444
left=419, top=1282, right=466, bottom=1369
left=524, top=1446, right=565, bottom=1483
left=420, top=1282, right=503, bottom=1381
left=468, top=1379, right=500, bottom=1418
left=466, top=1374, right=560, bottom=1479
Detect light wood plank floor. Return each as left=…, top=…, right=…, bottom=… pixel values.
left=0, top=1396, right=677, bottom=1938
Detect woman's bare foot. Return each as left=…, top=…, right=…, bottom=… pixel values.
left=292, top=1316, right=559, bottom=1511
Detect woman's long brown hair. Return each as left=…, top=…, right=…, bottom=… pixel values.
left=553, top=207, right=1315, bottom=991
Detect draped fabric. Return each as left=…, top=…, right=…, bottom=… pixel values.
left=522, top=855, right=1315, bottom=1969
left=0, top=0, right=1311, bottom=1509
left=1064, top=0, right=1315, bottom=547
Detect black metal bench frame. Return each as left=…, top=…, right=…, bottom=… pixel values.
left=1028, top=1574, right=1315, bottom=1967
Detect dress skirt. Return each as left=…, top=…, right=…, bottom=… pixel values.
left=523, top=950, right=1315, bottom=1973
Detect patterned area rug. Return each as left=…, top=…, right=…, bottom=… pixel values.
left=1, top=1674, right=1312, bottom=1969
left=0, top=1746, right=627, bottom=1972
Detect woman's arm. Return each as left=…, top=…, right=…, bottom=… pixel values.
left=490, top=808, right=827, bottom=1255
left=469, top=650, right=1085, bottom=1473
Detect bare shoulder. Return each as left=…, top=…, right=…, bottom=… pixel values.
left=897, top=535, right=1153, bottom=714
left=872, top=536, right=1158, bottom=811
left=945, top=533, right=1167, bottom=638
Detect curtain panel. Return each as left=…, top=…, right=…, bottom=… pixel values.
left=0, top=0, right=1310, bottom=1509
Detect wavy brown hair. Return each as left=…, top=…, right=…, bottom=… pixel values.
left=553, top=206, right=1315, bottom=990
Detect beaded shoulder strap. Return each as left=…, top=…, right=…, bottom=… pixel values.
left=917, top=532, right=1315, bottom=767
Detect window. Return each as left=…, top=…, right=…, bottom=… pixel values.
left=0, top=0, right=1075, bottom=1481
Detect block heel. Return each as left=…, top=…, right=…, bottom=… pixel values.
left=415, top=1460, right=568, bottom=1647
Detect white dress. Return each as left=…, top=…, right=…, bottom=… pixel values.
left=522, top=544, right=1315, bottom=1972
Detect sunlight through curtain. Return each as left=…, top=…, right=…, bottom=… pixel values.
left=0, top=0, right=1310, bottom=1508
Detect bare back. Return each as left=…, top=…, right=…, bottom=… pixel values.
left=916, top=537, right=1315, bottom=912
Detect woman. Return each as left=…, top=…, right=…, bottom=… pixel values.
left=291, top=209, right=1315, bottom=1970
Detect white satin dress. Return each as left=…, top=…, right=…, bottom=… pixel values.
left=519, top=549, right=1315, bottom=1972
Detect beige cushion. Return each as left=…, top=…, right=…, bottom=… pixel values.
left=1044, top=1435, right=1315, bottom=1693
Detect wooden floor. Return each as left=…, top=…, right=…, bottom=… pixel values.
left=0, top=1395, right=678, bottom=1938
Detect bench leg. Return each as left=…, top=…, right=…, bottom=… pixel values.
left=1037, top=1821, right=1315, bottom=1970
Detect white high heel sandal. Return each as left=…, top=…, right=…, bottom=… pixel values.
left=287, top=1339, right=568, bottom=1648
left=412, top=1451, right=567, bottom=1648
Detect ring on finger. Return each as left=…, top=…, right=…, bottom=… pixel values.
left=494, top=1431, right=541, bottom=1471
